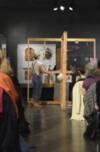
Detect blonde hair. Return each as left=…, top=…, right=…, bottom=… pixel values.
left=0, top=58, right=13, bottom=76
left=32, top=52, right=40, bottom=60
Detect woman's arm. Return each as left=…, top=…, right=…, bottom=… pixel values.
left=39, top=64, right=51, bottom=75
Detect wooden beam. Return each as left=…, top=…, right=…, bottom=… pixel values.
left=28, top=38, right=95, bottom=43
left=93, top=39, right=96, bottom=58
left=68, top=38, right=95, bottom=42
left=49, top=70, right=73, bottom=74
left=60, top=32, right=67, bottom=109
left=27, top=40, right=30, bottom=104
left=28, top=38, right=61, bottom=42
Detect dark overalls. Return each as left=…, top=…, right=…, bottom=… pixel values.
left=32, top=61, right=42, bottom=101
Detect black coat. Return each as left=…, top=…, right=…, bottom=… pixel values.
left=0, top=89, right=20, bottom=152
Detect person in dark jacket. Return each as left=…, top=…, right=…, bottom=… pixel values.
left=0, top=68, right=20, bottom=152
left=0, top=88, right=20, bottom=152
left=0, top=58, right=30, bottom=137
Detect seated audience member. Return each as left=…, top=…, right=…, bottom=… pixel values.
left=0, top=58, right=36, bottom=151
left=0, top=64, right=20, bottom=152
left=83, top=62, right=100, bottom=94
left=83, top=80, right=100, bottom=139
left=0, top=58, right=30, bottom=137
left=83, top=61, right=100, bottom=139
left=71, top=70, right=85, bottom=120
left=76, top=69, right=86, bottom=81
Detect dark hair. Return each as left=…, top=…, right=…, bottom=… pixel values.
left=80, top=69, right=85, bottom=75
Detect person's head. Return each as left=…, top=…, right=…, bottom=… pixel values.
left=85, top=63, right=96, bottom=77
left=0, top=58, right=13, bottom=76
left=79, top=69, right=85, bottom=75
left=32, top=52, right=40, bottom=60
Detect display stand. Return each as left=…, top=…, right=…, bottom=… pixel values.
left=27, top=31, right=96, bottom=109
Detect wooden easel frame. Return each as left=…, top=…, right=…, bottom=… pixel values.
left=27, top=31, right=96, bottom=109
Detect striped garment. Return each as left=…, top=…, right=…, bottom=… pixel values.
left=84, top=83, right=96, bottom=117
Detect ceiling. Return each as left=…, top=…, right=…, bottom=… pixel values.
left=0, top=0, right=99, bottom=11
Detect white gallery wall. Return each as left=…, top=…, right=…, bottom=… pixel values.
left=17, top=44, right=56, bottom=84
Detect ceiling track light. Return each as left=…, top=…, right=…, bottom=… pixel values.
left=53, top=1, right=58, bottom=11
left=53, top=0, right=74, bottom=12
left=68, top=0, right=74, bottom=11
left=53, top=0, right=66, bottom=11
left=53, top=7, right=58, bottom=11
left=59, top=5, right=65, bottom=11
left=68, top=6, right=73, bottom=11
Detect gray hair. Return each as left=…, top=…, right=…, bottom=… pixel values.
left=85, top=63, right=96, bottom=77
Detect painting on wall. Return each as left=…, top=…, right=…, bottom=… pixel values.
left=25, top=47, right=35, bottom=61
left=17, top=44, right=56, bottom=84
left=23, top=68, right=32, bottom=80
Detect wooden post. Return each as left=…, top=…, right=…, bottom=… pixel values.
left=27, top=40, right=30, bottom=104
left=60, top=32, right=67, bottom=109
left=93, top=39, right=96, bottom=58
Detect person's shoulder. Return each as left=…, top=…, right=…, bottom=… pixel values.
left=84, top=76, right=94, bottom=82
left=75, top=80, right=84, bottom=87
left=37, top=60, right=42, bottom=65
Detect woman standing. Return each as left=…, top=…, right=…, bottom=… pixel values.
left=30, top=52, right=51, bottom=107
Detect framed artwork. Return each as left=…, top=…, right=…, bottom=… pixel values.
left=25, top=47, right=35, bottom=61
left=23, top=68, right=32, bottom=80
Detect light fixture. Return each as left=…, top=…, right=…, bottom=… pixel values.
left=74, top=58, right=77, bottom=62
left=68, top=0, right=74, bottom=11
left=53, top=0, right=66, bottom=11
left=59, top=0, right=66, bottom=11
left=53, top=0, right=75, bottom=12
left=75, top=40, right=79, bottom=44
left=59, top=5, right=65, bottom=11
left=68, top=6, right=73, bottom=11
left=53, top=7, right=58, bottom=11
left=53, top=2, right=59, bottom=11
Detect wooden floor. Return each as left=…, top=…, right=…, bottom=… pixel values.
left=25, top=105, right=100, bottom=152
